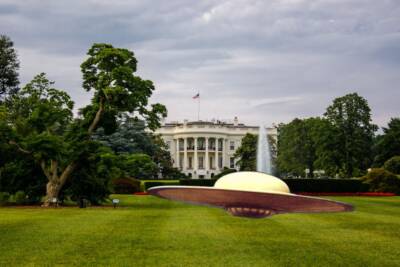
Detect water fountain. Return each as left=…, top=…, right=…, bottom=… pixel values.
left=257, top=125, right=272, bottom=174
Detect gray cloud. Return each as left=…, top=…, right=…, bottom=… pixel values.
left=1, top=0, right=399, bottom=127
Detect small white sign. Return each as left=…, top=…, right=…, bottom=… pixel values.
left=112, top=199, right=120, bottom=204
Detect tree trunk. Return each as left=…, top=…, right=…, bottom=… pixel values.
left=42, top=180, right=62, bottom=207
left=41, top=162, right=76, bottom=207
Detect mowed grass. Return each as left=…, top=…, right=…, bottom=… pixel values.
left=0, top=196, right=399, bottom=267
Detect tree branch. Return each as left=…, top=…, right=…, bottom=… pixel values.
left=88, top=96, right=104, bottom=135
left=9, top=140, right=31, bottom=154
left=59, top=162, right=77, bottom=186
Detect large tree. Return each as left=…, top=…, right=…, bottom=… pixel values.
left=324, top=93, right=377, bottom=177
left=276, top=117, right=330, bottom=177
left=234, top=133, right=257, bottom=171
left=373, top=118, right=400, bottom=166
left=6, top=43, right=167, bottom=206
left=0, top=35, right=19, bottom=99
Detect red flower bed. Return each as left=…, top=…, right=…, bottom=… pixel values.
left=134, top=192, right=149, bottom=195
left=297, top=192, right=396, bottom=196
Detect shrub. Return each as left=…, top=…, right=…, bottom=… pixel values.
left=361, top=168, right=400, bottom=194
left=0, top=192, right=10, bottom=206
left=214, top=168, right=237, bottom=179
left=112, top=178, right=141, bottom=194
left=384, top=156, right=400, bottom=174
left=14, top=191, right=26, bottom=205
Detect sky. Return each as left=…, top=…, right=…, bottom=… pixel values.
left=1, top=0, right=399, bottom=127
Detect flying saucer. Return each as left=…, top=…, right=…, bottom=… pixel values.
left=148, top=172, right=354, bottom=218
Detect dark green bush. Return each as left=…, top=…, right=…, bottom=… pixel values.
left=112, top=178, right=141, bottom=194
left=361, top=168, right=400, bottom=194
left=144, top=181, right=179, bottom=191
left=0, top=192, right=10, bottom=206
left=384, top=156, right=400, bottom=174
left=14, top=191, right=26, bottom=205
left=214, top=168, right=237, bottom=179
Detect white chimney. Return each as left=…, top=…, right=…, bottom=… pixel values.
left=234, top=116, right=239, bottom=126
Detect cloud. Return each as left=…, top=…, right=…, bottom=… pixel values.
left=1, top=0, right=399, bottom=127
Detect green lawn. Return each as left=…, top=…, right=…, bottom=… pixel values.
left=0, top=196, right=399, bottom=267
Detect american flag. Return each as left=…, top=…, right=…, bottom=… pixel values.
left=192, top=93, right=200, bottom=99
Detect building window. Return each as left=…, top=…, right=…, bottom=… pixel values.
left=230, top=141, right=235, bottom=150
left=198, top=156, right=204, bottom=169
left=209, top=156, right=214, bottom=169
left=230, top=157, right=235, bottom=168
left=218, top=156, right=223, bottom=168
left=179, top=157, right=183, bottom=169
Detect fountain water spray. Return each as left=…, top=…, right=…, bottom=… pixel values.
left=257, top=125, right=272, bottom=174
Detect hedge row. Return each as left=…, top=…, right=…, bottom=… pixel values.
left=179, top=178, right=369, bottom=193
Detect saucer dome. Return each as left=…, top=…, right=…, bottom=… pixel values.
left=148, top=172, right=353, bottom=218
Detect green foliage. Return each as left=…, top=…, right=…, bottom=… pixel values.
left=234, top=133, right=257, bottom=171
left=277, top=118, right=329, bottom=177
left=112, top=178, right=141, bottom=194
left=63, top=143, right=118, bottom=205
left=361, top=168, right=400, bottom=194
left=0, top=192, right=10, bottom=205
left=80, top=43, right=167, bottom=132
left=0, top=35, right=19, bottom=98
left=14, top=190, right=26, bottom=205
left=373, top=118, right=400, bottom=166
left=324, top=93, right=377, bottom=177
left=95, top=116, right=184, bottom=179
left=283, top=178, right=367, bottom=193
left=122, top=153, right=158, bottom=179
left=384, top=156, right=400, bottom=174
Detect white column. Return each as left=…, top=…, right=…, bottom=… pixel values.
left=194, top=137, right=198, bottom=178
left=176, top=139, right=180, bottom=169
left=222, top=138, right=226, bottom=169
left=183, top=137, right=188, bottom=171
left=193, top=137, right=199, bottom=176
left=215, top=138, right=219, bottom=171
left=205, top=137, right=209, bottom=175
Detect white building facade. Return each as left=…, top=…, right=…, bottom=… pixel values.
left=154, top=117, right=277, bottom=179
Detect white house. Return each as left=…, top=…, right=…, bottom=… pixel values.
left=154, top=117, right=277, bottom=179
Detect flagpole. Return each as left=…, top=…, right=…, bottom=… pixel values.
left=198, top=92, right=200, bottom=121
